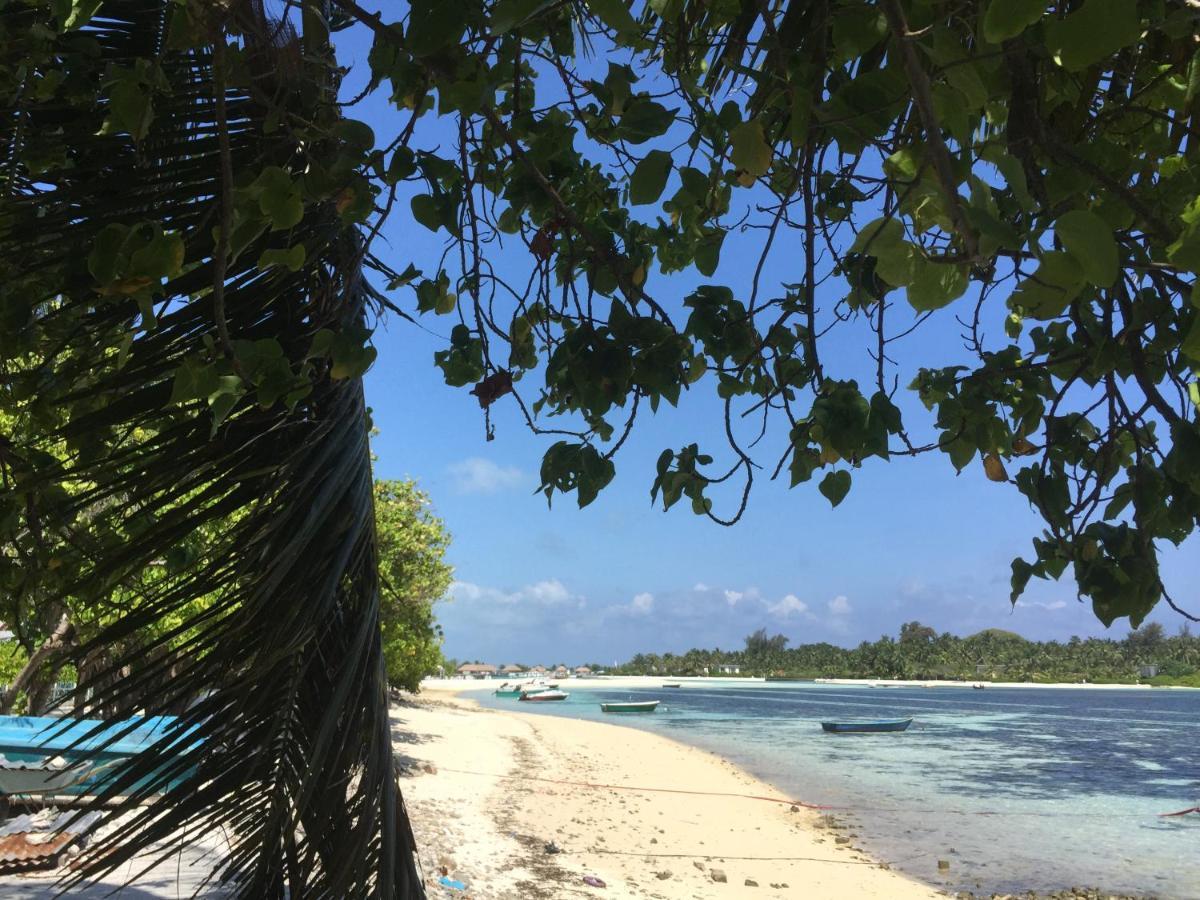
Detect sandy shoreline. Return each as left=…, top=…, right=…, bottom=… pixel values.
left=425, top=674, right=1196, bottom=693
left=397, top=688, right=943, bottom=899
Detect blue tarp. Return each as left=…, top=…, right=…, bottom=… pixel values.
left=0, top=715, right=181, bottom=757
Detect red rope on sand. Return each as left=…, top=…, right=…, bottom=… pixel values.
left=434, top=767, right=837, bottom=809
left=433, top=768, right=1200, bottom=820
left=1159, top=805, right=1200, bottom=817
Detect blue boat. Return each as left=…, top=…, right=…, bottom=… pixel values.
left=0, top=715, right=190, bottom=797
left=820, top=717, right=913, bottom=734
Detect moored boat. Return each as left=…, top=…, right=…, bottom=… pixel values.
left=519, top=690, right=568, bottom=702
left=600, top=700, right=660, bottom=713
left=493, top=688, right=523, bottom=698
left=662, top=683, right=681, bottom=688
left=820, top=717, right=913, bottom=734
left=0, top=714, right=190, bottom=797
left=973, top=683, right=987, bottom=690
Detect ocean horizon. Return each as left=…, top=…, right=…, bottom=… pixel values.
left=476, top=680, right=1200, bottom=898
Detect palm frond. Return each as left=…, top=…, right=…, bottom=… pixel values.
left=0, top=1, right=420, bottom=895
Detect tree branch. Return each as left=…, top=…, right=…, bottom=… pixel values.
left=880, top=0, right=978, bottom=261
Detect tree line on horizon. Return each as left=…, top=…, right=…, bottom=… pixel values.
left=612, top=622, right=1200, bottom=686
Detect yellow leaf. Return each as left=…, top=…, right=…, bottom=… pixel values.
left=983, top=454, right=1008, bottom=482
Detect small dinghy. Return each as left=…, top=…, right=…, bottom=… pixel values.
left=662, top=683, right=681, bottom=688
left=0, top=755, right=96, bottom=796
left=519, top=690, right=568, bottom=702
left=820, top=717, right=913, bottom=734
left=600, top=700, right=660, bottom=713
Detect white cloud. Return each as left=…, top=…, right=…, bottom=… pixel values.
left=724, top=587, right=760, bottom=608
left=631, top=592, right=655, bottom=614
left=526, top=580, right=571, bottom=605
left=828, top=595, right=852, bottom=616
left=446, top=457, right=525, bottom=494
left=1015, top=599, right=1068, bottom=611
left=693, top=582, right=710, bottom=592
left=449, top=580, right=484, bottom=602
left=768, top=594, right=809, bottom=618
left=450, top=578, right=577, bottom=607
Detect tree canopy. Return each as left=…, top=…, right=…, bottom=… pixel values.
left=2, top=0, right=1199, bottom=896
left=374, top=479, right=453, bottom=691
left=332, top=0, right=1200, bottom=635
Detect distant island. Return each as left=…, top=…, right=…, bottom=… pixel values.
left=450, top=622, right=1199, bottom=688
left=611, top=622, right=1200, bottom=687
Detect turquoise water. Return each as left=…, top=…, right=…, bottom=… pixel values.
left=476, top=681, right=1200, bottom=898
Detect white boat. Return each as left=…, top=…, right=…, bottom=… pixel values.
left=519, top=690, right=568, bottom=702
left=0, top=755, right=90, bottom=795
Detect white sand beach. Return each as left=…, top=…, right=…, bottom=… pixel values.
left=399, top=687, right=943, bottom=899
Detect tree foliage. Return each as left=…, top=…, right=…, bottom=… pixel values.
left=374, top=480, right=453, bottom=691
left=338, top=0, right=1200, bottom=631
left=617, top=622, right=1200, bottom=683
left=744, top=628, right=790, bottom=655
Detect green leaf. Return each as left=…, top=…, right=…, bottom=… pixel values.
left=59, top=0, right=103, bottom=29
left=107, top=74, right=154, bottom=140
left=1182, top=316, right=1200, bottom=363
left=406, top=0, right=467, bottom=56
left=983, top=149, right=1033, bottom=210
left=258, top=245, right=307, bottom=272
left=128, top=228, right=184, bottom=281
left=410, top=195, right=442, bottom=232
left=435, top=290, right=458, bottom=315
left=1046, top=0, right=1142, bottom=72
left=386, top=148, right=416, bottom=184
left=850, top=218, right=914, bottom=287
left=1010, top=558, right=1035, bottom=603
left=491, top=0, right=549, bottom=32
left=330, top=335, right=378, bottom=380
left=812, top=382, right=871, bottom=459
left=618, top=100, right=675, bottom=143
left=694, top=230, right=725, bottom=276
left=207, top=375, right=245, bottom=430
left=335, top=119, right=376, bottom=153
left=730, top=119, right=772, bottom=177
left=1010, top=252, right=1085, bottom=319
left=252, top=167, right=304, bottom=230
left=1055, top=209, right=1118, bottom=286
left=883, top=147, right=921, bottom=181
left=1167, top=227, right=1200, bottom=273
left=87, top=224, right=130, bottom=285
left=907, top=258, right=969, bottom=311
left=831, top=3, right=887, bottom=61
left=630, top=150, right=672, bottom=205
left=982, top=0, right=1044, bottom=43
left=818, top=470, right=852, bottom=507
left=169, top=357, right=220, bottom=406
left=586, top=0, right=640, bottom=38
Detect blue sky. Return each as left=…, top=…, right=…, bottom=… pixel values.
left=335, top=17, right=1199, bottom=666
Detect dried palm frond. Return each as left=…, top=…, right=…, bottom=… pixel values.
left=0, top=0, right=421, bottom=895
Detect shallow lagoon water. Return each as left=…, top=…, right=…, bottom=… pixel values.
left=477, top=681, right=1200, bottom=898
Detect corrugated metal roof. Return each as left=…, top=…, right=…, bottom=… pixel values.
left=0, top=810, right=99, bottom=871
left=0, top=831, right=74, bottom=869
